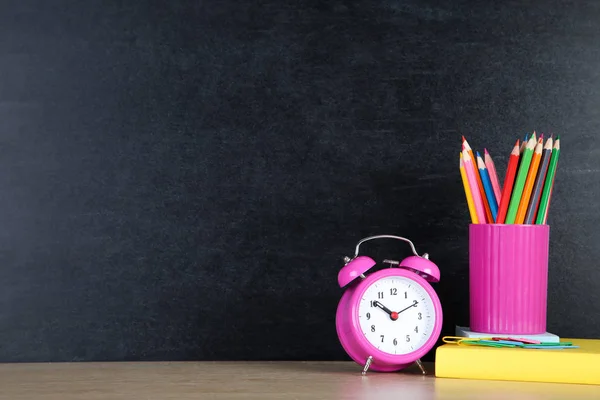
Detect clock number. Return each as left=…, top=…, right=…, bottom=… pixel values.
left=414, top=326, right=419, bottom=333
left=406, top=335, right=410, bottom=342
left=393, top=338, right=398, bottom=346
left=404, top=292, right=407, bottom=299
left=418, top=312, right=422, bottom=320
left=370, top=301, right=375, bottom=307
left=413, top=300, right=418, bottom=306
left=390, top=288, right=397, bottom=295
left=377, top=292, right=384, bottom=299
left=371, top=325, right=375, bottom=332
left=366, top=312, right=371, bottom=320
left=380, top=335, right=384, bottom=343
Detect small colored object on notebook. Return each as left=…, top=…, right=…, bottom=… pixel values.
left=492, top=337, right=541, bottom=344
left=441, top=336, right=578, bottom=349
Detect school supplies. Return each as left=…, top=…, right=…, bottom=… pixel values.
left=455, top=326, right=560, bottom=343
left=525, top=138, right=553, bottom=224
left=536, top=138, right=561, bottom=224
left=495, top=141, right=519, bottom=224
left=476, top=153, right=498, bottom=222
left=469, top=223, right=549, bottom=334
left=442, top=336, right=578, bottom=349
left=459, top=154, right=478, bottom=224
left=435, top=337, right=600, bottom=385
left=463, top=137, right=493, bottom=223
left=459, top=134, right=561, bottom=224
left=505, top=136, right=535, bottom=223
left=461, top=150, right=486, bottom=223
left=515, top=137, right=543, bottom=224
left=483, top=149, right=501, bottom=204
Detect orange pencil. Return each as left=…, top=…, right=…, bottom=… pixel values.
left=515, top=137, right=543, bottom=224
left=462, top=137, right=493, bottom=223
left=495, top=140, right=520, bottom=223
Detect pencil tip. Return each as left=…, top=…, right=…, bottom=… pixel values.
left=484, top=148, right=489, bottom=155
left=462, top=135, right=466, bottom=142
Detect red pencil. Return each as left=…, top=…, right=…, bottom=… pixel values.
left=496, top=140, right=520, bottom=223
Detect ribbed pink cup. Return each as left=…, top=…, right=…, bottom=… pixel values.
left=469, top=224, right=550, bottom=334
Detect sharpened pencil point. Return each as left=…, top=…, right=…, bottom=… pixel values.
left=462, top=135, right=466, bottom=142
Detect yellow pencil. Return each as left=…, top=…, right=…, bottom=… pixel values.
left=460, top=152, right=479, bottom=224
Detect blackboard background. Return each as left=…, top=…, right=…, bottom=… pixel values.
left=0, top=0, right=599, bottom=362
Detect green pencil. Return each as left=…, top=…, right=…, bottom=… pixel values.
left=505, top=135, right=536, bottom=224
left=535, top=137, right=561, bottom=224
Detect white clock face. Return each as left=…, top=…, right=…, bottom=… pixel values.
left=357, top=275, right=436, bottom=355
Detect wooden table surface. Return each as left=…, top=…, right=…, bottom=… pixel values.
left=0, top=361, right=599, bottom=399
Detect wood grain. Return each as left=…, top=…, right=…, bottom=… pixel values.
left=0, top=361, right=598, bottom=399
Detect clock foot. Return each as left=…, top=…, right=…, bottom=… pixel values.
left=415, top=358, right=426, bottom=375
left=361, top=356, right=373, bottom=375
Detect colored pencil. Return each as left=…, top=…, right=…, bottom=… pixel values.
left=477, top=152, right=498, bottom=222
left=536, top=137, right=561, bottom=224
left=505, top=135, right=536, bottom=224
left=459, top=153, right=479, bottom=224
left=519, top=134, right=529, bottom=154
left=524, top=137, right=553, bottom=224
left=463, top=138, right=493, bottom=223
left=462, top=149, right=486, bottom=223
left=515, top=137, right=543, bottom=224
left=484, top=149, right=502, bottom=204
left=495, top=140, right=520, bottom=224
left=517, top=133, right=532, bottom=173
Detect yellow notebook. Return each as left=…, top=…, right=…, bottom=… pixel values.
left=435, top=338, right=600, bottom=385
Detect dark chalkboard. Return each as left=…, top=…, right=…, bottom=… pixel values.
left=0, top=0, right=598, bottom=362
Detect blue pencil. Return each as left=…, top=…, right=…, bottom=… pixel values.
left=476, top=152, right=498, bottom=222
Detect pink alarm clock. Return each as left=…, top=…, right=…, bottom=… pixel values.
left=335, top=235, right=443, bottom=374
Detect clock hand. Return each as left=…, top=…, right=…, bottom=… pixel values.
left=372, top=301, right=398, bottom=321
left=397, top=300, right=419, bottom=315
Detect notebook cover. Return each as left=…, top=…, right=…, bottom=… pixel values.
left=435, top=338, right=600, bottom=385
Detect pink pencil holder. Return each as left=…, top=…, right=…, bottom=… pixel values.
left=469, top=224, right=550, bottom=334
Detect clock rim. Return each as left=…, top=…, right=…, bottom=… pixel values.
left=349, top=268, right=442, bottom=366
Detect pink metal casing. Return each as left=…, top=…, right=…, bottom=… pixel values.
left=336, top=268, right=443, bottom=372
left=338, top=256, right=376, bottom=288
left=398, top=256, right=440, bottom=282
